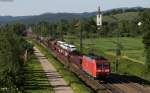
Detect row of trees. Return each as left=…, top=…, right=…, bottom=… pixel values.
left=31, top=16, right=143, bottom=39
left=0, top=23, right=33, bottom=93
left=141, top=11, right=150, bottom=71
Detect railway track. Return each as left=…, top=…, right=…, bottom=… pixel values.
left=99, top=74, right=150, bottom=93
left=35, top=40, right=150, bottom=93
left=100, top=81, right=124, bottom=93
left=109, top=74, right=150, bottom=93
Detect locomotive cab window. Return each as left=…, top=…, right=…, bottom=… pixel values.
left=97, top=64, right=103, bottom=68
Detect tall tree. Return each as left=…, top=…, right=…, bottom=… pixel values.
left=141, top=11, right=150, bottom=70
left=0, top=24, right=33, bottom=93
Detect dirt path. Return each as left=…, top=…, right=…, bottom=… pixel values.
left=34, top=47, right=74, bottom=93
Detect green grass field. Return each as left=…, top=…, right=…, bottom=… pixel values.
left=65, top=37, right=145, bottom=63
left=24, top=55, right=54, bottom=93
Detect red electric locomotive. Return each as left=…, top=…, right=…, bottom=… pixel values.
left=49, top=40, right=110, bottom=79
left=82, top=55, right=110, bottom=79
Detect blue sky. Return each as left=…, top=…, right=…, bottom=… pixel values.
left=0, top=0, right=150, bottom=16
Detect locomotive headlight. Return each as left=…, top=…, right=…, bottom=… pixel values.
left=104, top=69, right=110, bottom=72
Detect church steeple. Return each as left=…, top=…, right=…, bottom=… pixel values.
left=97, top=6, right=102, bottom=29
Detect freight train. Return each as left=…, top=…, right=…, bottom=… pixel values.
left=37, top=37, right=111, bottom=79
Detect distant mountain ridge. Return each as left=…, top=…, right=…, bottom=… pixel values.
left=0, top=7, right=149, bottom=24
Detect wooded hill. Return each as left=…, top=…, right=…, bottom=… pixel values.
left=0, top=7, right=149, bottom=24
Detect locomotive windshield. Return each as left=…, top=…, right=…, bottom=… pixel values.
left=97, top=64, right=109, bottom=68
left=96, top=56, right=109, bottom=69
left=97, top=64, right=103, bottom=68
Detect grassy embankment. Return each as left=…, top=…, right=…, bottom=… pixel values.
left=65, top=37, right=150, bottom=81
left=23, top=55, right=54, bottom=93
left=30, top=40, right=94, bottom=93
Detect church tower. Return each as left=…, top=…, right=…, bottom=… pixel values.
left=97, top=6, right=102, bottom=29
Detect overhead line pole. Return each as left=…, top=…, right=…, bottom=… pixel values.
left=80, top=20, right=83, bottom=54
left=110, top=15, right=122, bottom=73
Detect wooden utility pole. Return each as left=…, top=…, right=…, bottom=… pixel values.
left=24, top=49, right=28, bottom=62
left=110, top=15, right=122, bottom=72
left=80, top=21, right=83, bottom=54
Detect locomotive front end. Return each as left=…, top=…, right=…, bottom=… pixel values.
left=96, top=57, right=111, bottom=78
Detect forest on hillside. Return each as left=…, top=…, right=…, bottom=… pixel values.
left=0, top=7, right=149, bottom=24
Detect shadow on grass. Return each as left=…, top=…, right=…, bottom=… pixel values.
left=23, top=69, right=52, bottom=91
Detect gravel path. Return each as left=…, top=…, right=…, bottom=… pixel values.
left=34, top=47, right=74, bottom=93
